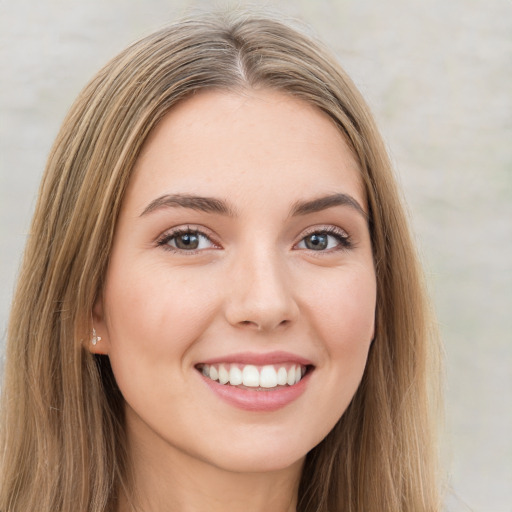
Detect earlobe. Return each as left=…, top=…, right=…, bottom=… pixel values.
left=89, top=293, right=110, bottom=355
left=87, top=326, right=109, bottom=355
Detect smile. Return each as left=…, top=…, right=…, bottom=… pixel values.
left=196, top=352, right=314, bottom=411
left=199, top=363, right=307, bottom=389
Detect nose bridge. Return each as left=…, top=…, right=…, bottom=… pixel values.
left=225, top=240, right=298, bottom=331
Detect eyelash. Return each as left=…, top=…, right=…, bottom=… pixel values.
left=156, top=225, right=353, bottom=254
left=296, top=226, right=353, bottom=252
left=156, top=226, right=219, bottom=254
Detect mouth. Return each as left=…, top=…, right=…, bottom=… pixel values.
left=196, top=362, right=311, bottom=390
left=195, top=352, right=314, bottom=411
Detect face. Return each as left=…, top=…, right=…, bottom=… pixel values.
left=94, top=90, right=376, bottom=475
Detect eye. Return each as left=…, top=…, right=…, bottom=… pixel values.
left=296, top=228, right=351, bottom=251
left=157, top=228, right=217, bottom=252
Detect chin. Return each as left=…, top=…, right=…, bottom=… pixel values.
left=211, top=448, right=306, bottom=475
left=197, top=426, right=325, bottom=475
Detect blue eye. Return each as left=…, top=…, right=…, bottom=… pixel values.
left=296, top=229, right=351, bottom=251
left=159, top=229, right=215, bottom=252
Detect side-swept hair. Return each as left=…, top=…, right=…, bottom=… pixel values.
left=1, top=11, right=442, bottom=512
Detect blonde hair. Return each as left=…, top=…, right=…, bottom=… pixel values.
left=0, top=12, right=442, bottom=512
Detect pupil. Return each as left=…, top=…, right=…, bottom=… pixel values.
left=306, top=233, right=327, bottom=250
left=176, top=233, right=199, bottom=250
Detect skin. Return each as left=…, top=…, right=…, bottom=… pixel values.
left=93, top=89, right=376, bottom=512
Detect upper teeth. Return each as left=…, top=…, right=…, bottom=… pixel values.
left=201, top=363, right=305, bottom=388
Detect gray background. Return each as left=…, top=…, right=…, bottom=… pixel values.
left=1, top=1, right=511, bottom=510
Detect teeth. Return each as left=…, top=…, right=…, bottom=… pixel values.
left=287, top=366, right=296, bottom=386
left=277, top=367, right=288, bottom=386
left=260, top=365, right=277, bottom=388
left=209, top=365, right=219, bottom=381
left=218, top=364, right=229, bottom=384
left=242, top=365, right=259, bottom=387
left=200, top=363, right=306, bottom=389
left=229, top=366, right=243, bottom=386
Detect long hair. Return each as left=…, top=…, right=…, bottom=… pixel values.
left=0, top=11, right=442, bottom=512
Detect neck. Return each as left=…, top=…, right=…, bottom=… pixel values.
left=118, top=421, right=303, bottom=512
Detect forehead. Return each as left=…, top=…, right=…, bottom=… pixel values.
left=126, top=89, right=366, bottom=214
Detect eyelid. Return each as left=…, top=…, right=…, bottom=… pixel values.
left=156, top=224, right=221, bottom=253
left=293, top=225, right=352, bottom=251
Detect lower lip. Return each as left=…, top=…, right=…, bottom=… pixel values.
left=199, top=371, right=311, bottom=412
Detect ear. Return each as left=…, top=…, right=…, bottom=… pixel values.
left=370, top=307, right=377, bottom=345
left=89, top=292, right=110, bottom=355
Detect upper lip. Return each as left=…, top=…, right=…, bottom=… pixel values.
left=197, top=351, right=314, bottom=367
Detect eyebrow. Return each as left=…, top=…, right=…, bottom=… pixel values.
left=291, top=193, right=368, bottom=221
left=140, top=194, right=237, bottom=217
left=140, top=192, right=368, bottom=221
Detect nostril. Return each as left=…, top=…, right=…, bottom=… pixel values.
left=239, top=319, right=263, bottom=331
left=237, top=318, right=291, bottom=331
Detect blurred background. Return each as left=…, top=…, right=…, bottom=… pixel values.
left=1, top=0, right=510, bottom=510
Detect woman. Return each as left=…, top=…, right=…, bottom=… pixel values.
left=0, top=11, right=442, bottom=512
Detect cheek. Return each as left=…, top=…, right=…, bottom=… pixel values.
left=300, top=268, right=376, bottom=435
left=288, top=270, right=375, bottom=445
left=301, top=264, right=376, bottom=399
left=101, top=263, right=220, bottom=419
left=308, top=266, right=376, bottom=347
left=102, top=261, right=220, bottom=392
left=105, top=262, right=213, bottom=343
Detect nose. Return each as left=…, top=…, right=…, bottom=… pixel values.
left=224, top=247, right=299, bottom=332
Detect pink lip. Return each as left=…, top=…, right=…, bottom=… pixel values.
left=196, top=351, right=314, bottom=412
left=198, top=351, right=313, bottom=367
left=200, top=374, right=310, bottom=412
left=198, top=373, right=312, bottom=414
